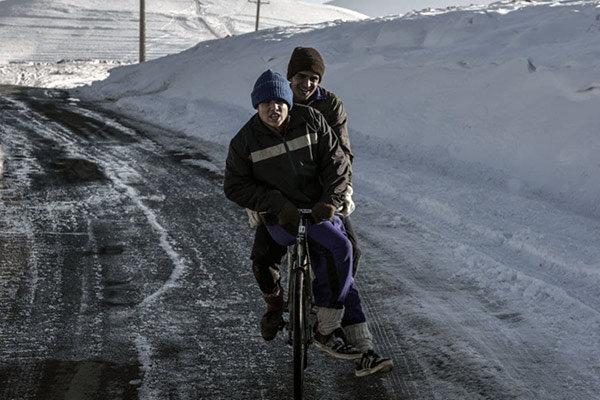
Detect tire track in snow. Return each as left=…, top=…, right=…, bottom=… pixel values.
left=15, top=91, right=217, bottom=305
left=357, top=279, right=424, bottom=398
left=356, top=230, right=524, bottom=400
left=102, top=166, right=190, bottom=304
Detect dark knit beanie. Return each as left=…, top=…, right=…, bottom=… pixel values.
left=251, top=70, right=294, bottom=110
left=287, top=47, right=325, bottom=81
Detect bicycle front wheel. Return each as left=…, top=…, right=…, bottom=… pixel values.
left=292, top=268, right=305, bottom=400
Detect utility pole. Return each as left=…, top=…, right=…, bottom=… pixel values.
left=139, top=0, right=145, bottom=63
left=248, top=0, right=269, bottom=31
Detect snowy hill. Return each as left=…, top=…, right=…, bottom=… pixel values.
left=79, top=0, right=600, bottom=219
left=0, top=0, right=365, bottom=63
left=325, top=0, right=496, bottom=16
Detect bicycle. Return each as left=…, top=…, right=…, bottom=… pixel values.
left=285, top=209, right=317, bottom=400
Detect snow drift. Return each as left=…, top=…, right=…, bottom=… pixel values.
left=78, top=0, right=600, bottom=218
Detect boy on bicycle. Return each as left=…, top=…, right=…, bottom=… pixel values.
left=224, top=69, right=392, bottom=376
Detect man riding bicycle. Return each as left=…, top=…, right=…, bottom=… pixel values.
left=224, top=69, right=392, bottom=376
left=249, top=48, right=392, bottom=376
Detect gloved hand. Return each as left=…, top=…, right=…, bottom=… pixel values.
left=245, top=208, right=262, bottom=228
left=340, top=185, right=355, bottom=217
left=311, top=202, right=336, bottom=222
left=277, top=201, right=299, bottom=227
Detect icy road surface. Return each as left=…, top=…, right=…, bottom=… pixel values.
left=0, top=87, right=413, bottom=400
left=1, top=86, right=599, bottom=400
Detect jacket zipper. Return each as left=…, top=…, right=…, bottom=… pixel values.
left=281, top=136, right=299, bottom=177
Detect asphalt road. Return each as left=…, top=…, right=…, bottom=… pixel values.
left=0, top=86, right=425, bottom=400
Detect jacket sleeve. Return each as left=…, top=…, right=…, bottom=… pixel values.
left=313, top=111, right=350, bottom=208
left=328, top=97, right=353, bottom=163
left=223, top=133, right=288, bottom=215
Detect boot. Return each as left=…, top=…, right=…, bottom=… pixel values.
left=260, top=287, right=285, bottom=341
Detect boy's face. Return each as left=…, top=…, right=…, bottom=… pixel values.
left=258, top=100, right=289, bottom=130
left=289, top=70, right=320, bottom=103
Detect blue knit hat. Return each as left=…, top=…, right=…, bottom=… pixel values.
left=251, top=70, right=294, bottom=110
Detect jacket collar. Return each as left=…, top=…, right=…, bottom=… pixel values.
left=306, top=86, right=326, bottom=106
left=252, top=114, right=297, bottom=138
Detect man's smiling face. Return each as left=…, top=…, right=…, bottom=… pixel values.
left=289, top=70, right=320, bottom=103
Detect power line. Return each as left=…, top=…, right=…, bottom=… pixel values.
left=139, top=0, right=145, bottom=62
left=248, top=0, right=270, bottom=31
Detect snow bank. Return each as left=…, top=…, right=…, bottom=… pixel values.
left=78, top=1, right=600, bottom=217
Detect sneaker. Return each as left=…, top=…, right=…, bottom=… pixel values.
left=314, top=328, right=362, bottom=360
left=260, top=289, right=285, bottom=341
left=354, top=350, right=394, bottom=377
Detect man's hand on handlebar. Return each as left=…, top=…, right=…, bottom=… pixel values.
left=311, top=202, right=336, bottom=222
left=277, top=201, right=336, bottom=231
left=278, top=201, right=300, bottom=227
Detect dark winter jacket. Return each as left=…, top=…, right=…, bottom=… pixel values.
left=223, top=104, right=350, bottom=216
left=305, top=87, right=352, bottom=162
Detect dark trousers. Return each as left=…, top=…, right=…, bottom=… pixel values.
left=251, top=216, right=365, bottom=325
left=251, top=216, right=362, bottom=294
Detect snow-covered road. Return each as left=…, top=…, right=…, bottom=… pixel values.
left=0, top=87, right=413, bottom=400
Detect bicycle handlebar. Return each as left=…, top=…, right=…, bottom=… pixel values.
left=298, top=208, right=343, bottom=217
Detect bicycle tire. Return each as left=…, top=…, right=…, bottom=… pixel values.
left=292, top=267, right=305, bottom=400
left=302, top=263, right=312, bottom=371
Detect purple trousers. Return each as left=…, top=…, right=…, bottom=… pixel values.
left=266, top=217, right=366, bottom=325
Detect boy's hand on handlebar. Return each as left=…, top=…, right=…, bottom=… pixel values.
left=311, top=202, right=336, bottom=222
left=278, top=201, right=300, bottom=227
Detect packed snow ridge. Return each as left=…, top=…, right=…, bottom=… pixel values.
left=78, top=0, right=600, bottom=219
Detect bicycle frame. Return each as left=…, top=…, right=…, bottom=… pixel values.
left=286, top=209, right=316, bottom=400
